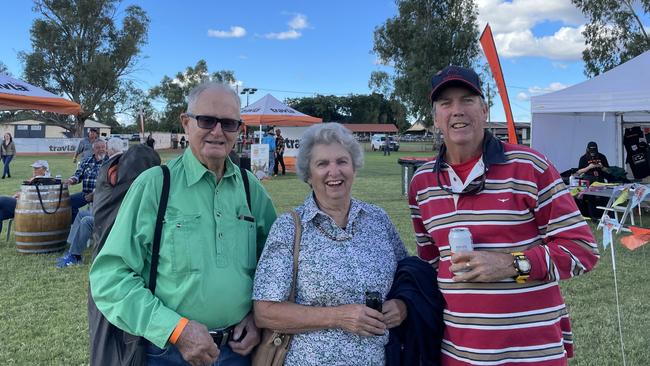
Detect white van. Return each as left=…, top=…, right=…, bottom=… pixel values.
left=370, top=134, right=399, bottom=151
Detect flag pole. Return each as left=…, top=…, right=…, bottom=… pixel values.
left=609, top=237, right=627, bottom=366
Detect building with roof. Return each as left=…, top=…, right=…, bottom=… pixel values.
left=341, top=123, right=398, bottom=140
left=0, top=119, right=111, bottom=138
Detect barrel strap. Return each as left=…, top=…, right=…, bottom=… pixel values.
left=34, top=184, right=64, bottom=215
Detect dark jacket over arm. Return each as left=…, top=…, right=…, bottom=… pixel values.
left=386, top=256, right=445, bottom=366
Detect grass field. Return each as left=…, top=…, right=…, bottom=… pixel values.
left=0, top=149, right=648, bottom=364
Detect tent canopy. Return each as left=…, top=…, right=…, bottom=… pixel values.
left=530, top=51, right=650, bottom=172
left=0, top=74, right=81, bottom=115
left=241, top=93, right=322, bottom=127
left=532, top=51, right=650, bottom=114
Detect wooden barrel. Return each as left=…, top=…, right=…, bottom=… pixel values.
left=14, top=184, right=71, bottom=254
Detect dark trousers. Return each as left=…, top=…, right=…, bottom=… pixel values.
left=70, top=192, right=90, bottom=223
left=575, top=195, right=608, bottom=219
left=2, top=155, right=13, bottom=177
left=274, top=153, right=286, bottom=175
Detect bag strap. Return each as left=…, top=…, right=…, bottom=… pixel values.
left=288, top=210, right=302, bottom=302
left=239, top=166, right=251, bottom=211
left=148, top=165, right=171, bottom=294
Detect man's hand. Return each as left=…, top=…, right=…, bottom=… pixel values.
left=228, top=313, right=260, bottom=356
left=450, top=251, right=518, bottom=282
left=175, top=320, right=219, bottom=366
left=334, top=304, right=385, bottom=337
left=64, top=178, right=75, bottom=185
left=382, top=299, right=407, bottom=329
left=84, top=192, right=94, bottom=202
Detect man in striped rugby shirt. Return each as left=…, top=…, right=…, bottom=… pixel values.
left=408, top=66, right=599, bottom=365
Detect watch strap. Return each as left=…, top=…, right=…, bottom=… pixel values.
left=511, top=251, right=530, bottom=284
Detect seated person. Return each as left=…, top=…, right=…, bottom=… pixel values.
left=56, top=210, right=94, bottom=268
left=64, top=140, right=108, bottom=222
left=574, top=142, right=610, bottom=218
left=0, top=160, right=50, bottom=233
left=575, top=141, right=610, bottom=183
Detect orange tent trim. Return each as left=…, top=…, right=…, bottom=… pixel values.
left=242, top=114, right=322, bottom=127
left=0, top=93, right=82, bottom=115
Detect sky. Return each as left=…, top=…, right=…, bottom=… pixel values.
left=1, top=0, right=648, bottom=124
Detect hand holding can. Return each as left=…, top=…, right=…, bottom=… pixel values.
left=449, top=227, right=473, bottom=274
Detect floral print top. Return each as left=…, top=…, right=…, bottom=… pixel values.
left=253, top=193, right=408, bottom=366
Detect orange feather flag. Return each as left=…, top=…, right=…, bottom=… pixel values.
left=480, top=23, right=518, bottom=144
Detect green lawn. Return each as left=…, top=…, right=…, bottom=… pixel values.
left=0, top=150, right=648, bottom=364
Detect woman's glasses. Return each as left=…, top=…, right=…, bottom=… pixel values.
left=185, top=113, right=242, bottom=132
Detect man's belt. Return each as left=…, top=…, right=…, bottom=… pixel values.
left=209, top=324, right=237, bottom=347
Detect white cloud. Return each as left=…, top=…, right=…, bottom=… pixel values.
left=552, top=62, right=568, bottom=69
left=288, top=14, right=309, bottom=30
left=264, top=29, right=301, bottom=40
left=263, top=13, right=309, bottom=40
left=494, top=26, right=585, bottom=60
left=518, top=81, right=570, bottom=100
left=477, top=0, right=587, bottom=60
left=239, top=54, right=248, bottom=60
left=207, top=26, right=246, bottom=38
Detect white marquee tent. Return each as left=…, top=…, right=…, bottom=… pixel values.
left=530, top=51, right=650, bottom=173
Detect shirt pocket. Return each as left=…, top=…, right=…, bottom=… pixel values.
left=221, top=215, right=257, bottom=271
left=165, top=213, right=202, bottom=273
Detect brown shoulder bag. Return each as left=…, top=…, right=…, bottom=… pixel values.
left=252, top=210, right=302, bottom=366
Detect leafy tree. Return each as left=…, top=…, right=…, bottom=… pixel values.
left=21, top=0, right=149, bottom=136
left=572, top=0, right=650, bottom=77
left=285, top=94, right=408, bottom=130
left=149, top=60, right=236, bottom=132
left=372, top=0, right=481, bottom=125
left=0, top=61, right=10, bottom=75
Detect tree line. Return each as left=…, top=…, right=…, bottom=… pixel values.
left=1, top=0, right=648, bottom=136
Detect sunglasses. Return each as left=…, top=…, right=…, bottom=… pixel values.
left=185, top=113, right=242, bottom=132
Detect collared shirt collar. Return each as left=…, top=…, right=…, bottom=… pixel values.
left=300, top=192, right=366, bottom=227
left=182, top=148, right=237, bottom=187
left=432, top=131, right=507, bottom=172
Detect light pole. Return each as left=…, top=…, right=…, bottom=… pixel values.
left=241, top=87, right=257, bottom=107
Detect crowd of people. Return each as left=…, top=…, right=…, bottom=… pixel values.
left=1, top=67, right=601, bottom=366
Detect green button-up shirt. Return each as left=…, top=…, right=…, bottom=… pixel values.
left=90, top=149, right=277, bottom=348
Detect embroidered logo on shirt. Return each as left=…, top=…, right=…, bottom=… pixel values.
left=497, top=198, right=510, bottom=203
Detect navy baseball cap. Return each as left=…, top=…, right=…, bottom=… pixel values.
left=430, top=66, right=484, bottom=103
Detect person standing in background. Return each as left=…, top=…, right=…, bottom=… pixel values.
left=73, top=128, right=99, bottom=164
left=274, top=128, right=286, bottom=176
left=261, top=127, right=276, bottom=176
left=1, top=132, right=16, bottom=179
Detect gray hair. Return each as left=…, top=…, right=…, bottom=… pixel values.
left=106, top=137, right=125, bottom=155
left=186, top=82, right=241, bottom=113
left=296, top=122, right=364, bottom=183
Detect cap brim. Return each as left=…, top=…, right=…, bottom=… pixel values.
left=430, top=79, right=483, bottom=103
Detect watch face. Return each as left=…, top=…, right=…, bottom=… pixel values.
left=517, top=258, right=531, bottom=273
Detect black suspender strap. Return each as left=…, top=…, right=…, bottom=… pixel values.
left=239, top=166, right=251, bottom=211
left=149, top=165, right=170, bottom=294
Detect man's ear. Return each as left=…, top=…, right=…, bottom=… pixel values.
left=180, top=114, right=189, bottom=134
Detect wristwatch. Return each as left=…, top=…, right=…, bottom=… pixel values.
left=511, top=252, right=531, bottom=284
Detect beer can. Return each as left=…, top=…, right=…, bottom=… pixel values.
left=448, top=227, right=474, bottom=253
left=449, top=227, right=473, bottom=274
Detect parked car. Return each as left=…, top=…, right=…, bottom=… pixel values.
left=371, top=134, right=400, bottom=151
left=129, top=133, right=141, bottom=142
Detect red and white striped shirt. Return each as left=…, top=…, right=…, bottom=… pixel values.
left=408, top=135, right=599, bottom=365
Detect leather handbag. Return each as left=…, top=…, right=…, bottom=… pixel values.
left=252, top=210, right=302, bottom=366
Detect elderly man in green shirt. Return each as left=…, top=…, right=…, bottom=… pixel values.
left=90, top=82, right=277, bottom=366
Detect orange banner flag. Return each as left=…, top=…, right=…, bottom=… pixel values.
left=620, top=226, right=650, bottom=250
left=479, top=23, right=518, bottom=144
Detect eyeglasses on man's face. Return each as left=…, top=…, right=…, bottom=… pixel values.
left=185, top=113, right=242, bottom=132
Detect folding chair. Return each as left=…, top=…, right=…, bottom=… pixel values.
left=597, top=186, right=643, bottom=232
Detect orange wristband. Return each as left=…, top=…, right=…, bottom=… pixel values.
left=169, top=317, right=189, bottom=345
